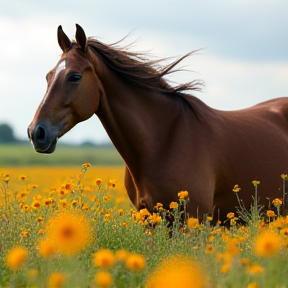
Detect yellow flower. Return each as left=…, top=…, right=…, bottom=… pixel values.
left=82, top=163, right=91, bottom=168
left=93, top=249, right=115, bottom=268
left=117, top=209, right=125, bottom=215
left=6, top=247, right=28, bottom=271
left=178, top=190, right=189, bottom=199
left=108, top=179, right=116, bottom=188
left=280, top=228, right=288, bottom=237
left=281, top=174, right=288, bottom=179
left=32, top=200, right=41, bottom=209
left=247, top=264, right=264, bottom=275
left=232, top=184, right=241, bottom=192
left=46, top=212, right=92, bottom=255
left=205, top=244, right=215, bottom=254
left=254, top=230, right=281, bottom=257
left=154, top=203, right=163, bottom=209
left=115, top=249, right=129, bottom=262
left=95, top=178, right=104, bottom=186
left=37, top=216, right=44, bottom=222
left=39, top=240, right=54, bottom=258
left=252, top=180, right=260, bottom=186
left=226, top=212, right=235, bottom=219
left=266, top=210, right=277, bottom=217
left=18, top=175, right=27, bottom=181
left=48, top=272, right=66, bottom=288
left=20, top=231, right=29, bottom=238
left=95, top=271, right=112, bottom=288
left=169, top=202, right=178, bottom=209
left=125, top=253, right=146, bottom=271
left=187, top=217, right=199, bottom=229
left=146, top=255, right=206, bottom=288
left=38, top=229, right=45, bottom=235
left=272, top=198, right=283, bottom=207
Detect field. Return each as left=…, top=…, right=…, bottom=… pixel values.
left=1, top=161, right=288, bottom=287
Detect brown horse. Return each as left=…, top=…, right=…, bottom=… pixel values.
left=28, top=24, right=288, bottom=221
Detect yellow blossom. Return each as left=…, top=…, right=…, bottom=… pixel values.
left=48, top=272, right=66, bottom=288
left=146, top=255, right=206, bottom=288
left=247, top=264, right=264, bottom=275
left=46, top=212, right=92, bottom=255
left=280, top=228, right=288, bottom=237
left=93, top=249, right=115, bottom=268
left=95, top=271, right=112, bottom=288
left=178, top=190, right=189, bottom=199
left=187, top=217, right=199, bottom=229
left=39, top=240, right=54, bottom=258
left=281, top=174, right=288, bottom=179
left=108, top=179, right=116, bottom=188
left=125, top=253, right=146, bottom=271
left=272, top=198, right=283, bottom=207
left=18, top=175, right=27, bottom=181
left=252, top=180, right=260, bottom=186
left=226, top=212, right=235, bottom=219
left=254, top=230, right=281, bottom=257
left=82, top=163, right=91, bottom=168
left=95, top=178, right=104, bottom=186
left=232, top=184, right=241, bottom=192
left=115, top=249, right=129, bottom=262
left=169, top=202, right=178, bottom=209
left=247, top=282, right=259, bottom=288
left=205, top=244, right=215, bottom=254
left=117, top=209, right=125, bottom=215
left=266, top=210, right=277, bottom=217
left=6, top=247, right=28, bottom=271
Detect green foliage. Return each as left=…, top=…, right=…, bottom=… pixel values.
left=0, top=144, right=124, bottom=166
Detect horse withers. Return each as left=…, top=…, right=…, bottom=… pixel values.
left=28, top=24, right=288, bottom=222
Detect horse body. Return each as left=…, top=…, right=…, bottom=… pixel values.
left=28, top=24, right=288, bottom=221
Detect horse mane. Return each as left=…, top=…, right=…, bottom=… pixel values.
left=85, top=37, right=203, bottom=96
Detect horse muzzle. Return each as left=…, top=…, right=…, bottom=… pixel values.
left=27, top=121, right=58, bottom=154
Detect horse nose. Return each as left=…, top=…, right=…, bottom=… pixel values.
left=30, top=123, right=47, bottom=144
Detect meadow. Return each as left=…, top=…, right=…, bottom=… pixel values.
left=1, top=162, right=288, bottom=287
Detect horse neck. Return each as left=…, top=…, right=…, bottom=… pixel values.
left=92, top=56, right=184, bottom=166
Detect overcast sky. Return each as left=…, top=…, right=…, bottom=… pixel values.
left=1, top=0, right=287, bottom=144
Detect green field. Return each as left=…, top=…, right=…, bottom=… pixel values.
left=0, top=144, right=124, bottom=166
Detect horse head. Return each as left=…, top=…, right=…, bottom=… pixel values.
left=28, top=24, right=102, bottom=153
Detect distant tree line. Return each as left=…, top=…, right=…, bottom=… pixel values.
left=0, top=123, right=20, bottom=143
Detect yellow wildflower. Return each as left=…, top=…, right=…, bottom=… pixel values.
left=226, top=212, right=235, bottom=219
left=117, top=209, right=125, bottom=215
left=82, top=163, right=91, bottom=168
left=125, top=253, right=146, bottom=271
left=280, top=228, right=288, bottom=237
left=18, top=175, right=27, bottom=181
left=46, top=212, right=92, bottom=255
left=146, top=255, right=206, bottom=288
left=254, top=230, right=281, bottom=257
left=93, top=249, right=115, bottom=268
left=247, top=264, right=264, bottom=275
left=178, top=190, right=189, bottom=199
left=247, top=282, right=259, bottom=288
left=115, top=249, right=129, bottom=262
left=108, top=179, right=116, bottom=188
left=266, top=210, right=277, bottom=217
left=187, top=217, right=199, bottom=229
left=95, top=178, right=104, bottom=186
left=169, top=202, right=178, bottom=209
left=281, top=174, right=288, bottom=179
left=205, top=244, right=215, bottom=254
left=95, top=271, right=112, bottom=288
left=39, top=240, right=54, bottom=258
left=48, top=272, right=66, bottom=288
left=252, top=180, right=260, bottom=186
left=20, top=231, right=29, bottom=238
left=232, top=184, right=241, bottom=192
left=272, top=198, right=283, bottom=207
left=6, top=247, right=28, bottom=271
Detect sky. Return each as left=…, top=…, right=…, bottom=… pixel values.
left=1, top=0, right=287, bottom=144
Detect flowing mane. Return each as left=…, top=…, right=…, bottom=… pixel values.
left=83, top=38, right=202, bottom=96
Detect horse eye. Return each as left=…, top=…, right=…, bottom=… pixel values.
left=68, top=73, right=82, bottom=83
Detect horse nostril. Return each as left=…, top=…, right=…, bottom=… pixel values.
left=35, top=126, right=46, bottom=142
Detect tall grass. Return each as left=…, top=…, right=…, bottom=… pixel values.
left=0, top=165, right=288, bottom=287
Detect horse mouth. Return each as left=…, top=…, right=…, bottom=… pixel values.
left=32, top=137, right=58, bottom=154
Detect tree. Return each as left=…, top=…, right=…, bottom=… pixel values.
left=0, top=123, right=17, bottom=143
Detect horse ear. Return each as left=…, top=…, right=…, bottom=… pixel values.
left=57, top=25, right=72, bottom=53
left=75, top=24, right=87, bottom=52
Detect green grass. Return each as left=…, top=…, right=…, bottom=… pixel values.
left=0, top=144, right=124, bottom=166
